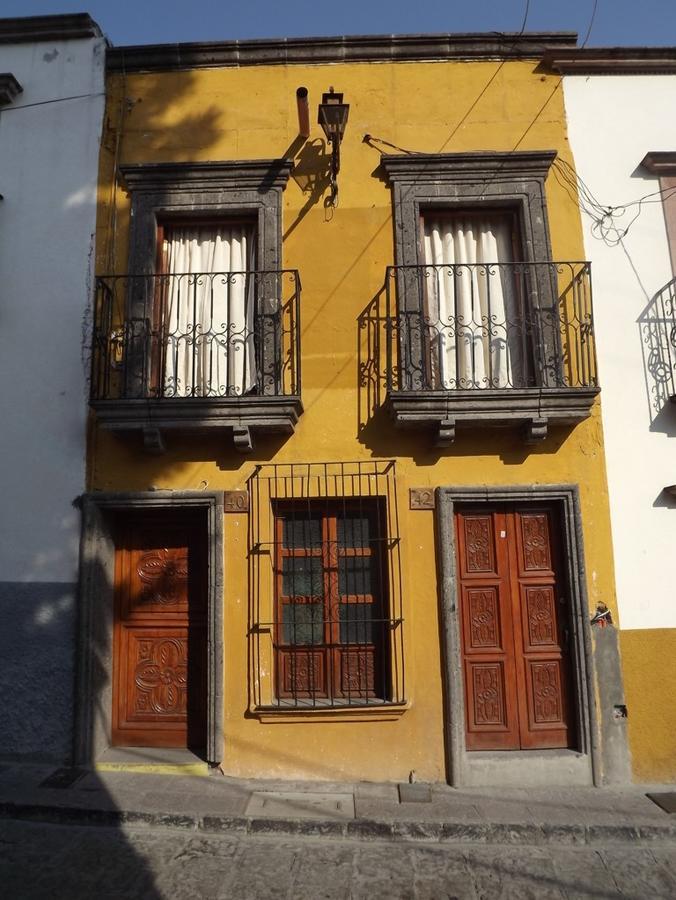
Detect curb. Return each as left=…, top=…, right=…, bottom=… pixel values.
left=1, top=801, right=674, bottom=845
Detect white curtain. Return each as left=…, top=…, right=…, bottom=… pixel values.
left=162, top=225, right=256, bottom=397
left=423, top=216, right=521, bottom=389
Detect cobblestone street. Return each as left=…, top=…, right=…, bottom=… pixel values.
left=2, top=818, right=676, bottom=899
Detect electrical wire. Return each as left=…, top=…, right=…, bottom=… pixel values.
left=580, top=0, right=599, bottom=49
left=0, top=91, right=104, bottom=112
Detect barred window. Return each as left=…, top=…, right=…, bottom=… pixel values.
left=248, top=461, right=405, bottom=710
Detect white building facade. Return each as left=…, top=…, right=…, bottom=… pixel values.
left=553, top=47, right=676, bottom=781
left=0, top=14, right=105, bottom=760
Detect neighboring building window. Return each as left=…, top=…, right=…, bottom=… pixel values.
left=274, top=501, right=389, bottom=703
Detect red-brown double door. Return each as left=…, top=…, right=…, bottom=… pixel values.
left=112, top=513, right=207, bottom=750
left=455, top=505, right=575, bottom=751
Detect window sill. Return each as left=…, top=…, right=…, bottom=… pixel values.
left=250, top=700, right=409, bottom=723
left=386, top=386, right=600, bottom=446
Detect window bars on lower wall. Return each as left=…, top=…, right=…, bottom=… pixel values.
left=247, top=461, right=405, bottom=710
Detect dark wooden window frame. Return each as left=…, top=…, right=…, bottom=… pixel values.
left=273, top=500, right=389, bottom=705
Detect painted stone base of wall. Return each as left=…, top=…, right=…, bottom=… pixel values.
left=0, top=582, right=76, bottom=762
left=621, top=628, right=676, bottom=783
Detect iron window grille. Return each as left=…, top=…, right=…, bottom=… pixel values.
left=247, top=461, right=405, bottom=710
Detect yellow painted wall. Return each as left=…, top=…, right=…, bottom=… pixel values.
left=621, top=629, right=676, bottom=783
left=92, top=59, right=621, bottom=782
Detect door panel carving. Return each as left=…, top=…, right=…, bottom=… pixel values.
left=524, top=586, right=557, bottom=647
left=470, top=663, right=506, bottom=726
left=463, top=516, right=496, bottom=573
left=466, top=588, right=500, bottom=650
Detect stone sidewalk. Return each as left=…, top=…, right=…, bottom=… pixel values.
left=0, top=761, right=674, bottom=846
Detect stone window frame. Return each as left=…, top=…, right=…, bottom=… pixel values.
left=120, top=159, right=293, bottom=280
left=381, top=151, right=558, bottom=388
left=379, top=152, right=600, bottom=444
left=74, top=491, right=225, bottom=765
left=381, top=150, right=557, bottom=270
left=435, top=484, right=603, bottom=788
left=119, top=160, right=294, bottom=399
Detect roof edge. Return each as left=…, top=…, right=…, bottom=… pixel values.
left=544, top=47, right=676, bottom=75
left=0, top=73, right=23, bottom=106
left=107, top=31, right=578, bottom=74
left=641, top=152, right=676, bottom=176
left=0, top=13, right=103, bottom=45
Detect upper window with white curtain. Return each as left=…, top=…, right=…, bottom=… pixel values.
left=158, top=221, right=257, bottom=398
left=421, top=212, right=529, bottom=390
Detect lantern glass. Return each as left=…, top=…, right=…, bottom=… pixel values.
left=318, top=91, right=349, bottom=142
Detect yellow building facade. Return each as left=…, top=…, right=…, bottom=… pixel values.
left=77, top=33, right=636, bottom=786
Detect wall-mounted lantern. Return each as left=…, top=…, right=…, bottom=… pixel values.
left=318, top=87, right=349, bottom=205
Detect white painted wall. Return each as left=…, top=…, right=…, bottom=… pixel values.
left=563, top=75, right=676, bottom=630
left=0, top=34, right=105, bottom=585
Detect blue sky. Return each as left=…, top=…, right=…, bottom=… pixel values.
left=2, top=0, right=675, bottom=47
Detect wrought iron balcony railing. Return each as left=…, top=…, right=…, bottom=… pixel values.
left=639, top=276, right=676, bottom=417
left=90, top=270, right=302, bottom=451
left=375, top=261, right=599, bottom=443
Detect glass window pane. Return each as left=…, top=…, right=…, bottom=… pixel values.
left=339, top=603, right=374, bottom=644
left=338, top=556, right=373, bottom=595
left=282, top=556, right=323, bottom=597
left=337, top=514, right=370, bottom=549
left=283, top=602, right=324, bottom=645
left=282, top=516, right=322, bottom=549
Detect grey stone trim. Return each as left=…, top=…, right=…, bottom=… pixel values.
left=106, top=159, right=298, bottom=447
left=544, top=47, right=676, bottom=75
left=119, top=160, right=294, bottom=194
left=592, top=627, right=633, bottom=785
left=435, top=484, right=601, bottom=787
left=74, top=491, right=225, bottom=765
left=0, top=13, right=103, bottom=43
left=380, top=151, right=557, bottom=268
left=107, top=32, right=578, bottom=74
left=380, top=150, right=573, bottom=437
left=386, top=387, right=599, bottom=444
left=641, top=152, right=676, bottom=176
left=0, top=74, right=22, bottom=106
left=119, top=160, right=293, bottom=276
left=92, top=396, right=303, bottom=450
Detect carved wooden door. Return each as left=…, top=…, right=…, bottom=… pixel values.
left=112, top=513, right=207, bottom=749
left=455, top=506, right=573, bottom=751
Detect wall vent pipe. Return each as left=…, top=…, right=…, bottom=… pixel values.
left=296, top=86, right=310, bottom=138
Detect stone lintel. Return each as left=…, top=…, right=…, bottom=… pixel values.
left=381, top=150, right=557, bottom=184
left=119, top=159, right=294, bottom=194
